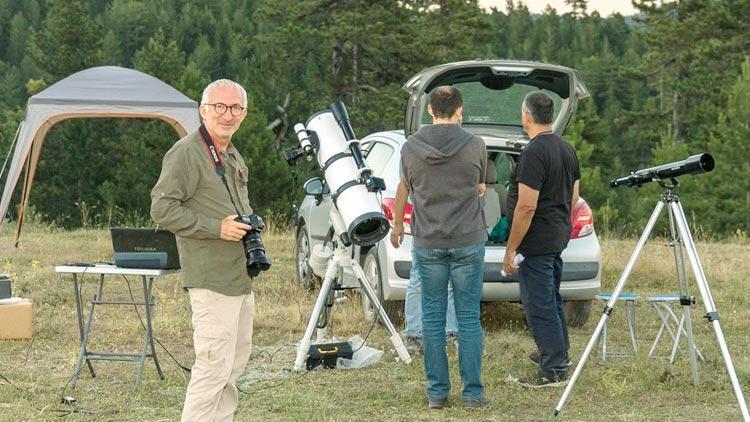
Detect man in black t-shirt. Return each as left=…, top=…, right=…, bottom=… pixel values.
left=504, top=91, right=580, bottom=385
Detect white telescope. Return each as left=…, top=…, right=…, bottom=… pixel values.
left=293, top=102, right=389, bottom=246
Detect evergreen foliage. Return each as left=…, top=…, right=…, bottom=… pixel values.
left=0, top=0, right=747, bottom=236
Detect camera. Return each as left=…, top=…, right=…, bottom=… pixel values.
left=234, top=214, right=271, bottom=277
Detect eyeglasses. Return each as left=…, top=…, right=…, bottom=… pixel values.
left=204, top=103, right=246, bottom=117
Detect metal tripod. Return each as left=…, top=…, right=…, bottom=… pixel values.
left=293, top=207, right=412, bottom=371
left=555, top=181, right=749, bottom=420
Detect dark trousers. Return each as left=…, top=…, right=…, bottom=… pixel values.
left=518, top=252, right=569, bottom=380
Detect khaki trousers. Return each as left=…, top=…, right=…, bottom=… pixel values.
left=181, top=288, right=254, bottom=422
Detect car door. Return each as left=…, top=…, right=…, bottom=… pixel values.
left=306, top=182, right=333, bottom=248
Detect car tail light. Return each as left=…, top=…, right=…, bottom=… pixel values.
left=570, top=200, right=594, bottom=239
left=382, top=197, right=413, bottom=235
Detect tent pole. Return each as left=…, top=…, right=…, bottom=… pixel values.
left=0, top=121, right=22, bottom=185
left=14, top=151, right=32, bottom=247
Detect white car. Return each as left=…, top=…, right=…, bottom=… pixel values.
left=294, top=60, right=601, bottom=327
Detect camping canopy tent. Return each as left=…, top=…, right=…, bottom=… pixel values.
left=0, top=66, right=200, bottom=244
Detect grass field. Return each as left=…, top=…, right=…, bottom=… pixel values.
left=1, top=224, right=749, bottom=421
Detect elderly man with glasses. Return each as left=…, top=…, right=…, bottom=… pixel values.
left=151, top=79, right=256, bottom=421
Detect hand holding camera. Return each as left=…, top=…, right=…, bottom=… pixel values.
left=219, top=214, right=271, bottom=277
left=220, top=215, right=252, bottom=241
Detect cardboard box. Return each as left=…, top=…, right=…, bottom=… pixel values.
left=0, top=299, right=32, bottom=339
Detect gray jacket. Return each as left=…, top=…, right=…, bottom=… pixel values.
left=400, top=124, right=487, bottom=248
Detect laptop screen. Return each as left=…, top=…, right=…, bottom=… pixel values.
left=110, top=228, right=181, bottom=270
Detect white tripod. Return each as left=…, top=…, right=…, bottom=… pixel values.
left=555, top=182, right=749, bottom=420
left=293, top=207, right=412, bottom=371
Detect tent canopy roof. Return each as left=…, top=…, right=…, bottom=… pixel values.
left=29, top=66, right=197, bottom=108
left=0, top=66, right=201, bottom=244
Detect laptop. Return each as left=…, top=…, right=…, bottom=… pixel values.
left=111, top=227, right=181, bottom=270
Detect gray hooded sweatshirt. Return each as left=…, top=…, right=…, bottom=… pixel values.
left=400, top=124, right=487, bottom=248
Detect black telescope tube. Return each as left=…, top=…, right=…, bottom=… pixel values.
left=610, top=153, right=715, bottom=188
left=330, top=101, right=369, bottom=171
left=330, top=101, right=356, bottom=141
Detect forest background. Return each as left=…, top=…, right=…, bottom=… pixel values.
left=0, top=0, right=748, bottom=238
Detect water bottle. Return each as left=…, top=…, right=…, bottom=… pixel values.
left=501, top=253, right=525, bottom=277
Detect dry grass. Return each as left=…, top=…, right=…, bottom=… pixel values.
left=1, top=225, right=749, bottom=421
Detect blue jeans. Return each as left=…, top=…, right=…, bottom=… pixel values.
left=518, top=252, right=569, bottom=380
left=404, top=248, right=458, bottom=338
left=414, top=242, right=485, bottom=400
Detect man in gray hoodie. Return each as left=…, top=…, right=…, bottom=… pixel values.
left=390, top=85, right=488, bottom=409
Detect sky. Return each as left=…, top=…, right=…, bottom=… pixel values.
left=478, top=0, right=639, bottom=16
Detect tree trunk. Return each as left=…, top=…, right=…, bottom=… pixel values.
left=672, top=91, right=681, bottom=139
left=332, top=39, right=344, bottom=100
left=352, top=43, right=358, bottom=105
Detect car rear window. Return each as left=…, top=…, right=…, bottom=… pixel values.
left=421, top=82, right=562, bottom=127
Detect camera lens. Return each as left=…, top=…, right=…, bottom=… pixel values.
left=247, top=250, right=271, bottom=277
left=235, top=215, right=272, bottom=278
left=242, top=233, right=271, bottom=277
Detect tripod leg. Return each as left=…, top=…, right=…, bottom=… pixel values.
left=671, top=201, right=750, bottom=421
left=555, top=199, right=665, bottom=416
left=667, top=202, right=700, bottom=384
left=293, top=260, right=340, bottom=371
left=601, top=320, right=608, bottom=362
left=349, top=261, right=412, bottom=364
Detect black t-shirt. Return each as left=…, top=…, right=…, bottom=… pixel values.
left=506, top=132, right=581, bottom=256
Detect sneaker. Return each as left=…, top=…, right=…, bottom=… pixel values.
left=405, top=336, right=422, bottom=355
left=528, top=350, right=572, bottom=367
left=505, top=373, right=568, bottom=389
left=463, top=396, right=489, bottom=409
left=428, top=396, right=447, bottom=409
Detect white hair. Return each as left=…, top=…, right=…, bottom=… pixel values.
left=201, top=79, right=247, bottom=108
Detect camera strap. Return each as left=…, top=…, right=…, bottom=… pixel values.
left=198, top=124, right=244, bottom=215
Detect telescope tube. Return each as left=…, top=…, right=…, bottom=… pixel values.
left=610, top=153, right=714, bottom=188
left=330, top=101, right=368, bottom=171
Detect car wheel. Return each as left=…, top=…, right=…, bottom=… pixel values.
left=361, top=248, right=403, bottom=326
left=295, top=225, right=320, bottom=290
left=565, top=300, right=593, bottom=327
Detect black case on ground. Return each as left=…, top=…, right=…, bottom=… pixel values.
left=306, top=341, right=354, bottom=370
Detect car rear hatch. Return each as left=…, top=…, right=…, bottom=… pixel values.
left=400, top=60, right=595, bottom=284
left=402, top=60, right=590, bottom=139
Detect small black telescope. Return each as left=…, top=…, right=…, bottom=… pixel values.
left=610, top=153, right=715, bottom=188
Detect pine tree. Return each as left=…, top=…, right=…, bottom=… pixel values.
left=705, top=57, right=750, bottom=235
left=565, top=0, right=588, bottom=18
left=133, top=28, right=186, bottom=85
left=27, top=0, right=102, bottom=80
left=103, top=0, right=160, bottom=67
